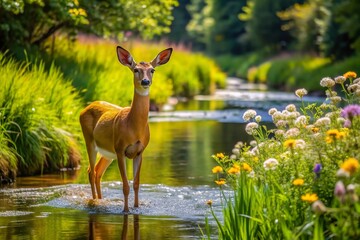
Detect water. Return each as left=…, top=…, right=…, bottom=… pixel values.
left=0, top=81, right=322, bottom=239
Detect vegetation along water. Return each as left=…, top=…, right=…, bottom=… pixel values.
left=2, top=0, right=360, bottom=239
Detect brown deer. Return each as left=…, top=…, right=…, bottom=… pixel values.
left=79, top=46, right=172, bottom=212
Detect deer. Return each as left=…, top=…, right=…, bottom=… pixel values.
left=79, top=46, right=173, bottom=212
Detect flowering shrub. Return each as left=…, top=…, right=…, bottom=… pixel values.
left=205, top=72, right=360, bottom=239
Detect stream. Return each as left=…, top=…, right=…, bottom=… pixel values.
left=0, top=78, right=322, bottom=239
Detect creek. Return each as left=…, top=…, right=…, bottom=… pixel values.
left=0, top=78, right=322, bottom=239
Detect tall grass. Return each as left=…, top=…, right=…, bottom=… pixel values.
left=0, top=52, right=82, bottom=179
left=48, top=36, right=226, bottom=106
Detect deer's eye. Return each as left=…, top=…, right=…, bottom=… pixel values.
left=150, top=69, right=155, bottom=74
left=134, top=69, right=139, bottom=73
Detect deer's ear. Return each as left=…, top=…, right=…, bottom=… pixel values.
left=151, top=48, right=173, bottom=67
left=117, top=46, right=135, bottom=68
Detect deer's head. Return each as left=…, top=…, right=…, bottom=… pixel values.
left=116, top=46, right=173, bottom=96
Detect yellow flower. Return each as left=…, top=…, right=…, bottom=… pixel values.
left=206, top=200, right=213, bottom=206
left=228, top=166, right=240, bottom=175
left=253, top=156, right=259, bottom=162
left=212, top=166, right=223, bottom=174
left=312, top=127, right=320, bottom=133
left=284, top=139, right=296, bottom=148
left=343, top=71, right=357, bottom=79
left=242, top=163, right=252, bottom=172
left=301, top=193, right=318, bottom=203
left=293, top=178, right=304, bottom=186
left=216, top=153, right=225, bottom=159
left=215, top=179, right=226, bottom=185
left=341, top=158, right=359, bottom=175
left=326, top=129, right=340, bottom=138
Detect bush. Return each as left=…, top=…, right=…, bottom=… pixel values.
left=0, top=53, right=82, bottom=179
left=206, top=71, right=360, bottom=239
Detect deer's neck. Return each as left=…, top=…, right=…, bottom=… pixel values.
left=127, top=90, right=150, bottom=130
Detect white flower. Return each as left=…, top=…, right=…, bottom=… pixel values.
left=245, top=122, right=259, bottom=135
left=263, top=158, right=279, bottom=170
left=255, top=115, right=262, bottom=123
left=272, top=112, right=284, bottom=123
left=243, top=109, right=257, bottom=121
left=232, top=148, right=240, bottom=156
left=274, top=129, right=285, bottom=137
left=285, top=128, right=300, bottom=138
left=330, top=96, right=342, bottom=104
left=294, top=139, right=306, bottom=149
left=295, top=115, right=307, bottom=127
left=268, top=108, right=278, bottom=116
left=286, top=104, right=296, bottom=112
left=295, top=88, right=308, bottom=98
left=275, top=120, right=287, bottom=128
left=320, top=77, right=335, bottom=88
left=334, top=76, right=346, bottom=84
left=314, top=117, right=331, bottom=127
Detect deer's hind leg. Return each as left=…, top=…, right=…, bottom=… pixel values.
left=94, top=156, right=113, bottom=199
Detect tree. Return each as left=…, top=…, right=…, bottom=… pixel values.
left=244, top=0, right=305, bottom=51
left=0, top=0, right=178, bottom=51
left=187, top=0, right=247, bottom=54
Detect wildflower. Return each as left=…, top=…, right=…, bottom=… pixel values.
left=216, top=153, right=225, bottom=159
left=295, top=88, right=308, bottom=98
left=313, top=163, right=322, bottom=175
left=336, top=168, right=350, bottom=178
left=215, top=179, right=226, bottom=185
left=286, top=104, right=297, bottom=112
left=243, top=109, right=257, bottom=122
left=274, top=129, right=285, bottom=137
left=275, top=120, right=287, bottom=128
left=232, top=148, right=240, bottom=157
left=293, top=178, right=304, bottom=186
left=245, top=122, right=259, bottom=135
left=330, top=96, right=342, bottom=104
left=295, top=115, right=307, bottom=127
left=343, top=71, right=357, bottom=79
left=228, top=164, right=240, bottom=174
left=255, top=115, right=262, bottom=123
left=301, top=193, right=318, bottom=203
left=272, top=111, right=284, bottom=122
left=334, top=76, right=346, bottom=84
left=268, top=108, right=278, bottom=116
left=284, top=139, right=296, bottom=148
left=334, top=181, right=346, bottom=202
left=347, top=83, right=359, bottom=93
left=206, top=200, right=213, bottom=206
left=212, top=166, right=223, bottom=174
left=326, top=129, right=340, bottom=143
left=341, top=157, right=359, bottom=175
left=341, top=104, right=360, bottom=121
left=263, top=158, right=279, bottom=170
left=320, top=77, right=335, bottom=88
left=312, top=200, right=327, bottom=214
left=242, top=163, right=252, bottom=172
left=314, top=117, right=331, bottom=127
left=294, top=139, right=306, bottom=149
left=285, top=128, right=300, bottom=138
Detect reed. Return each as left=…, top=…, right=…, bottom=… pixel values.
left=0, top=52, right=82, bottom=179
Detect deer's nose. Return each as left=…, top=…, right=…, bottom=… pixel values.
left=141, top=79, right=151, bottom=86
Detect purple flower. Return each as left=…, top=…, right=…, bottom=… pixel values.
left=314, top=163, right=322, bottom=178
left=341, top=104, right=360, bottom=120
left=314, top=163, right=322, bottom=174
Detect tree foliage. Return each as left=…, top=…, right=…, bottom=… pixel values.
left=0, top=0, right=178, bottom=51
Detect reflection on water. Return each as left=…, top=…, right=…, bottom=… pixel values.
left=1, top=91, right=317, bottom=239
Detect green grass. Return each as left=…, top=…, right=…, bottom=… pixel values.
left=47, top=37, right=226, bottom=106
left=0, top=52, right=82, bottom=179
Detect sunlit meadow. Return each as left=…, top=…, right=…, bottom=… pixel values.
left=206, top=72, right=360, bottom=239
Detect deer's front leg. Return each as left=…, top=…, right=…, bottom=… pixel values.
left=117, top=153, right=130, bottom=212
left=133, top=153, right=143, bottom=208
